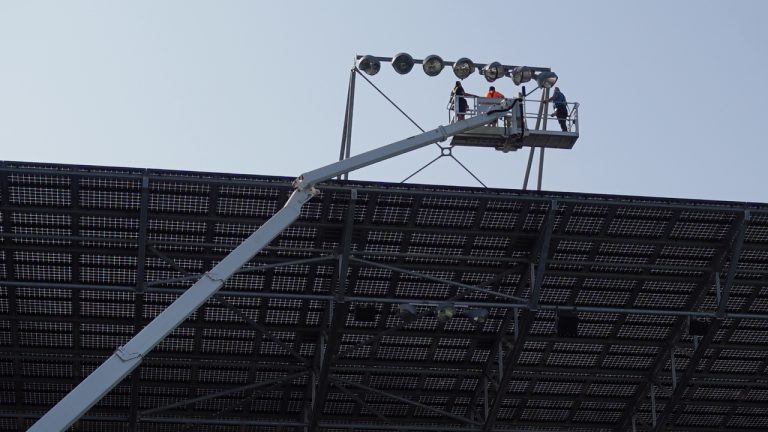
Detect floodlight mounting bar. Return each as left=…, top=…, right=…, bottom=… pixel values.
left=29, top=105, right=513, bottom=432
left=355, top=54, right=552, bottom=73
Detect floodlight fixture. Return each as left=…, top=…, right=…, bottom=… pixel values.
left=422, top=54, right=445, bottom=77
left=482, top=62, right=506, bottom=82
left=357, top=55, right=381, bottom=76
left=437, top=304, right=457, bottom=322
left=535, top=71, right=558, bottom=88
left=391, top=52, right=414, bottom=74
left=452, top=57, right=475, bottom=80
left=398, top=304, right=419, bottom=323
left=511, top=66, right=533, bottom=85
left=465, top=308, right=489, bottom=323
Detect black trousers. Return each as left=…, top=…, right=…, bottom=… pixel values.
left=555, top=105, right=568, bottom=131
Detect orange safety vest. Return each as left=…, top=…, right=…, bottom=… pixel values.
left=485, top=90, right=505, bottom=98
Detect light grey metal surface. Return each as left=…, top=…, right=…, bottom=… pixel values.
left=450, top=129, right=578, bottom=150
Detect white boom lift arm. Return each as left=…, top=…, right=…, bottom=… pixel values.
left=28, top=100, right=515, bottom=431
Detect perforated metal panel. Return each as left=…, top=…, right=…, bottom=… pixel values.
left=1, top=161, right=768, bottom=431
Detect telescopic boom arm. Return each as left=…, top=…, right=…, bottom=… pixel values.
left=28, top=101, right=513, bottom=432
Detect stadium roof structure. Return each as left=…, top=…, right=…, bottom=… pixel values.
left=2, top=161, right=768, bottom=432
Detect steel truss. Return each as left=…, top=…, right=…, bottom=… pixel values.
left=2, top=160, right=768, bottom=431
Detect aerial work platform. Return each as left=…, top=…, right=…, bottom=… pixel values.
left=449, top=96, right=580, bottom=152
left=450, top=127, right=578, bottom=151
left=337, top=54, right=580, bottom=190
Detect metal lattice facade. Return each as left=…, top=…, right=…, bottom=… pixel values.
left=1, top=161, right=768, bottom=431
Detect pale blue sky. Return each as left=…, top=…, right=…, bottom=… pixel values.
left=1, top=1, right=766, bottom=202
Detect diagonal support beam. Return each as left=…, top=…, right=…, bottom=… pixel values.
left=464, top=202, right=546, bottom=420
left=478, top=201, right=558, bottom=431
left=350, top=257, right=526, bottom=303
left=652, top=210, right=750, bottom=431
left=331, top=381, right=393, bottom=425
left=147, top=244, right=190, bottom=275
left=650, top=320, right=721, bottom=431
left=616, top=209, right=751, bottom=431
left=215, top=295, right=308, bottom=365
left=139, top=370, right=308, bottom=417
left=308, top=190, right=357, bottom=432
left=178, top=380, right=293, bottom=431
left=146, top=242, right=311, bottom=366
left=481, top=310, right=536, bottom=431
left=717, top=211, right=750, bottom=318
left=28, top=188, right=315, bottom=432
left=145, top=254, right=337, bottom=287
left=332, top=377, right=483, bottom=427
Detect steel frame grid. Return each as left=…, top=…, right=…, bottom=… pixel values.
left=2, top=162, right=768, bottom=431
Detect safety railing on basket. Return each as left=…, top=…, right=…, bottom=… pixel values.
left=447, top=95, right=578, bottom=133
left=448, top=95, right=517, bottom=124
left=521, top=99, right=579, bottom=133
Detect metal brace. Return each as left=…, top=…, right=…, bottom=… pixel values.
left=671, top=347, right=677, bottom=390
left=115, top=346, right=142, bottom=362
left=715, top=272, right=722, bottom=307
left=204, top=271, right=225, bottom=283
left=514, top=308, right=520, bottom=341
left=650, top=384, right=657, bottom=427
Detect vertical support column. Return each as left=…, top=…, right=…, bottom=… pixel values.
left=136, top=174, right=150, bottom=295
left=308, top=190, right=357, bottom=432
left=616, top=209, right=746, bottom=432
left=714, top=272, right=722, bottom=306
left=497, top=340, right=504, bottom=374
left=522, top=87, right=550, bottom=190
left=650, top=384, right=657, bottom=427
left=647, top=210, right=750, bottom=432
left=537, top=146, right=545, bottom=191
left=529, top=200, right=557, bottom=311
left=537, top=87, right=550, bottom=191
left=0, top=172, right=23, bottom=431
left=128, top=173, right=150, bottom=429
left=717, top=210, right=750, bottom=318
left=670, top=347, right=677, bottom=390
left=338, top=68, right=357, bottom=180
left=69, top=176, right=83, bottom=427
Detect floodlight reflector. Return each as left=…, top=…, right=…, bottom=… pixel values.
left=511, top=66, right=533, bottom=85
left=482, top=62, right=505, bottom=82
left=535, top=71, right=558, bottom=88
left=422, top=55, right=444, bottom=76
left=391, top=52, right=414, bottom=74
left=357, top=55, right=381, bottom=76
left=452, top=57, right=475, bottom=79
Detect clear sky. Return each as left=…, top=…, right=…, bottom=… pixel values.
left=1, top=0, right=766, bottom=203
